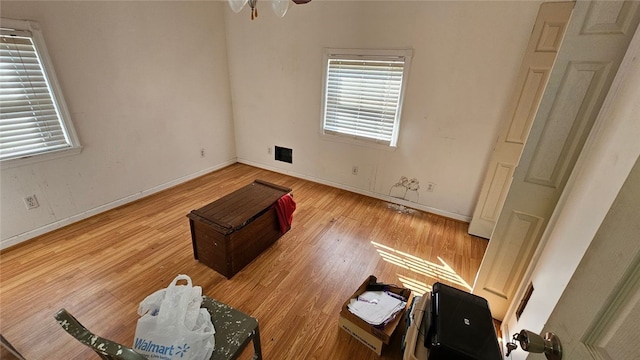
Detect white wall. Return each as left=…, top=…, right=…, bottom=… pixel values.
left=0, top=1, right=237, bottom=248
left=227, top=0, right=541, bottom=220
left=0, top=0, right=543, bottom=248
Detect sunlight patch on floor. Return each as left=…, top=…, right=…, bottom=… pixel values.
left=371, top=241, right=472, bottom=293
left=396, top=275, right=432, bottom=295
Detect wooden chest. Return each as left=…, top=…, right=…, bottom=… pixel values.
left=187, top=180, right=292, bottom=279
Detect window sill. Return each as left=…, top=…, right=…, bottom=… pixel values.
left=1, top=146, right=83, bottom=170
left=319, top=132, right=397, bottom=152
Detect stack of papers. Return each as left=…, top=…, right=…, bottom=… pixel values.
left=347, top=291, right=407, bottom=326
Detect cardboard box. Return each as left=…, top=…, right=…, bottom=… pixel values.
left=339, top=275, right=412, bottom=353
left=339, top=315, right=385, bottom=355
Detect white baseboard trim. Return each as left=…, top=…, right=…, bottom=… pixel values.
left=1, top=160, right=237, bottom=250
left=2, top=158, right=470, bottom=250
left=237, top=158, right=471, bottom=223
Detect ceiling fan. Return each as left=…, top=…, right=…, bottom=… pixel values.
left=229, top=0, right=312, bottom=20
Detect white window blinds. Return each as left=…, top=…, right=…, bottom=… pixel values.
left=322, top=50, right=411, bottom=147
left=0, top=27, right=74, bottom=161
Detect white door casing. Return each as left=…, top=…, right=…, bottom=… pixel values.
left=468, top=2, right=574, bottom=239
left=473, top=0, right=640, bottom=321
left=503, top=22, right=640, bottom=358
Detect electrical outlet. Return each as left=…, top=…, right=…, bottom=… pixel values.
left=426, top=182, right=435, bottom=192
left=352, top=166, right=358, bottom=175
left=200, top=148, right=205, bottom=158
left=24, top=195, right=39, bottom=210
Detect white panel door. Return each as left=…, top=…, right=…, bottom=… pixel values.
left=473, top=0, right=640, bottom=320
left=504, top=34, right=640, bottom=357
left=468, top=2, right=573, bottom=239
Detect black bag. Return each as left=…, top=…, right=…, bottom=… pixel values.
left=425, top=282, right=502, bottom=360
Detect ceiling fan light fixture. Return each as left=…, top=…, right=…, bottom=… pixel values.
left=229, top=0, right=309, bottom=20
left=272, top=0, right=290, bottom=18
left=228, top=0, right=248, bottom=13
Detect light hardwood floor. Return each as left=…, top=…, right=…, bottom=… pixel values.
left=0, top=163, right=488, bottom=359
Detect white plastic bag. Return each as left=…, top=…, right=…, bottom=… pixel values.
left=134, top=275, right=215, bottom=360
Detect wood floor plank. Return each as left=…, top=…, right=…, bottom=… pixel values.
left=0, top=163, right=488, bottom=359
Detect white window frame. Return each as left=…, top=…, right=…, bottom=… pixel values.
left=1, top=18, right=81, bottom=169
left=320, top=48, right=413, bottom=149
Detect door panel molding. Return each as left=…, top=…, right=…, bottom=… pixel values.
left=582, top=253, right=640, bottom=360
left=525, top=61, right=610, bottom=188
left=581, top=1, right=640, bottom=35
left=479, top=162, right=514, bottom=222
left=483, top=210, right=543, bottom=303
left=537, top=21, right=568, bottom=52
left=506, top=68, right=549, bottom=144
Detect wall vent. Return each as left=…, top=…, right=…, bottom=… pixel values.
left=275, top=146, right=292, bottom=164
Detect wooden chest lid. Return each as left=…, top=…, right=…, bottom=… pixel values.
left=187, top=180, right=292, bottom=233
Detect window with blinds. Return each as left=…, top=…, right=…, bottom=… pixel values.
left=321, top=49, right=412, bottom=147
left=0, top=19, right=80, bottom=164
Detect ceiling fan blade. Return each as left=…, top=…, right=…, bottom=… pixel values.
left=292, top=0, right=311, bottom=4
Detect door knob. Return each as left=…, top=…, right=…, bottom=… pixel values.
left=510, top=329, right=562, bottom=360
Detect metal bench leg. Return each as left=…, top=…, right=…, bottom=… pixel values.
left=251, top=325, right=262, bottom=360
